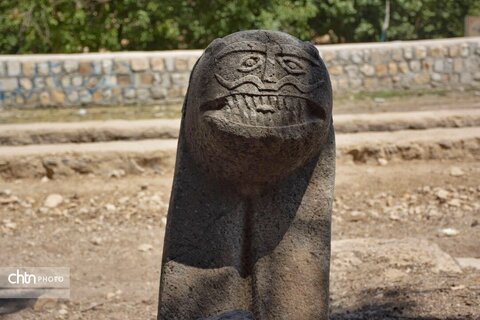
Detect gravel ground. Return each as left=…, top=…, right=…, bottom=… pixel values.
left=0, top=158, right=478, bottom=319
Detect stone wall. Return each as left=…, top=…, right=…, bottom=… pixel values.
left=0, top=37, right=479, bottom=108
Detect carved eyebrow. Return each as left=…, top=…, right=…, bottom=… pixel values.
left=216, top=41, right=267, bottom=59
left=216, top=41, right=321, bottom=66
left=278, top=45, right=321, bottom=66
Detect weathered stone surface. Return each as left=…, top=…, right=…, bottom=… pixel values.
left=164, top=57, right=176, bottom=72
left=166, top=86, right=182, bottom=99
left=37, top=62, right=50, bottom=75
left=410, top=60, right=421, bottom=72
left=136, top=88, right=150, bottom=100
left=67, top=91, right=79, bottom=103
left=19, top=78, right=33, bottom=90
left=453, top=58, right=464, bottom=73
left=433, top=59, right=444, bottom=72
left=79, top=89, right=92, bottom=103
left=415, top=46, right=427, bottom=59
left=51, top=61, right=63, bottom=74
left=455, top=257, right=480, bottom=270
left=375, top=64, right=388, bottom=76
left=403, top=47, right=413, bottom=60
left=131, top=58, right=149, bottom=72
left=102, top=59, right=113, bottom=74
left=123, top=88, right=136, bottom=99
left=51, top=90, right=65, bottom=104
left=117, top=74, right=131, bottom=86
left=320, top=51, right=335, bottom=63
left=151, top=57, right=165, bottom=71
left=0, top=38, right=479, bottom=108
left=175, top=58, right=189, bottom=71
left=329, top=65, right=343, bottom=75
left=414, top=72, right=431, bottom=85
left=460, top=43, right=469, bottom=57
left=114, top=59, right=130, bottom=74
left=170, top=73, right=189, bottom=85
left=360, top=64, right=375, bottom=76
left=63, top=60, right=79, bottom=73
left=45, top=76, right=56, bottom=88
left=60, top=76, right=70, bottom=88
left=158, top=30, right=335, bottom=320
left=7, top=61, right=21, bottom=76
left=22, top=62, right=36, bottom=77
left=0, top=78, right=18, bottom=91
left=430, top=46, right=446, bottom=57
left=200, top=310, right=255, bottom=320
left=449, top=45, right=460, bottom=57
left=350, top=52, right=363, bottom=64
left=391, top=48, right=403, bottom=61
left=86, top=76, right=99, bottom=89
left=460, top=72, right=472, bottom=84
left=91, top=61, right=102, bottom=74
left=388, top=62, right=398, bottom=74
left=364, top=78, right=378, bottom=89
left=398, top=61, right=409, bottom=73
left=135, top=72, right=154, bottom=86
left=39, top=92, right=50, bottom=105
left=79, top=62, right=92, bottom=75
left=34, top=77, right=45, bottom=89
left=103, top=75, right=117, bottom=86
left=431, top=73, right=442, bottom=81
left=151, top=87, right=167, bottom=99
left=92, top=90, right=103, bottom=103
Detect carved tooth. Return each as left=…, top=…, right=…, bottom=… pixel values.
left=224, top=103, right=232, bottom=121
left=234, top=95, right=246, bottom=123
left=238, top=95, right=249, bottom=122
left=277, top=96, right=283, bottom=110
left=269, top=96, right=278, bottom=111
left=227, top=96, right=235, bottom=108
left=227, top=96, right=235, bottom=109
left=261, top=96, right=269, bottom=107
left=300, top=99, right=308, bottom=122
left=255, top=97, right=265, bottom=126
left=266, top=111, right=273, bottom=126
left=295, top=98, right=302, bottom=123
left=253, top=96, right=262, bottom=110
left=287, top=97, right=296, bottom=125
left=279, top=97, right=288, bottom=125
left=244, top=95, right=256, bottom=125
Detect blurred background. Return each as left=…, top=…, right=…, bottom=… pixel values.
left=1, top=0, right=480, bottom=53
left=0, top=1, right=479, bottom=320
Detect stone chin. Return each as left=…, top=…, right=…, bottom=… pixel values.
left=200, top=93, right=327, bottom=139
left=185, top=93, right=330, bottom=189
left=183, top=30, right=332, bottom=188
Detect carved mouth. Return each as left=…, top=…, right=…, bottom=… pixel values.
left=201, top=94, right=325, bottom=128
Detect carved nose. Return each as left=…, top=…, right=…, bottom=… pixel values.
left=262, top=58, right=278, bottom=83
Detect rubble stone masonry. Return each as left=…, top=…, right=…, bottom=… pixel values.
left=0, top=37, right=479, bottom=108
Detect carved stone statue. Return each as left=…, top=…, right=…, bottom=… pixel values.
left=157, top=30, right=335, bottom=320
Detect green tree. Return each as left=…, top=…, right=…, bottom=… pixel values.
left=0, top=0, right=479, bottom=53
left=310, top=0, right=480, bottom=43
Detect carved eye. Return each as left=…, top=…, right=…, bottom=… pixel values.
left=280, top=57, right=306, bottom=74
left=238, top=55, right=263, bottom=72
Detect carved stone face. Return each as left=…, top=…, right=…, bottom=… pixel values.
left=184, top=30, right=333, bottom=188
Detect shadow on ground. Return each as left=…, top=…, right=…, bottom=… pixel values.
left=331, top=287, right=476, bottom=320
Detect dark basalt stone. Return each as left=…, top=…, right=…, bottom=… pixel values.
left=157, top=30, right=335, bottom=320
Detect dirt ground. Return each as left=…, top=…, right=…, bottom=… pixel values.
left=0, top=157, right=478, bottom=319
left=0, top=91, right=479, bottom=319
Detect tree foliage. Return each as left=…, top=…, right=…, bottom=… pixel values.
left=0, top=0, right=479, bottom=54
